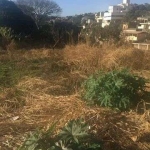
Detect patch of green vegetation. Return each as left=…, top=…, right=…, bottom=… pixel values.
left=18, top=119, right=102, bottom=150
left=25, top=59, right=43, bottom=76
left=0, top=59, right=42, bottom=89
left=0, top=62, right=16, bottom=88
left=82, top=69, right=149, bottom=111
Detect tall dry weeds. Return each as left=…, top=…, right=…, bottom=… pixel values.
left=101, top=48, right=150, bottom=70
left=63, top=44, right=150, bottom=73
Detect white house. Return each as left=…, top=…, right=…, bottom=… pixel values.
left=102, top=0, right=130, bottom=27
left=137, top=17, right=150, bottom=30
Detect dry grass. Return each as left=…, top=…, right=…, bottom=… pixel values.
left=63, top=44, right=150, bottom=72
left=0, top=44, right=150, bottom=150
left=1, top=76, right=150, bottom=150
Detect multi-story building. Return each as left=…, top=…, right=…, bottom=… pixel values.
left=102, top=0, right=130, bottom=27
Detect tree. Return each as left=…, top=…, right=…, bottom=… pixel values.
left=0, top=0, right=37, bottom=35
left=16, top=0, right=62, bottom=27
left=81, top=21, right=122, bottom=46
left=124, top=3, right=150, bottom=23
left=102, top=21, right=122, bottom=41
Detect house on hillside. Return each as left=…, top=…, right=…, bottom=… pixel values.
left=122, top=28, right=148, bottom=42
left=121, top=15, right=150, bottom=43
left=137, top=16, right=150, bottom=31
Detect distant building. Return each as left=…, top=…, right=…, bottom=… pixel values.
left=95, top=12, right=104, bottom=23
left=81, top=16, right=95, bottom=25
left=102, top=0, right=130, bottom=27
left=137, top=16, right=150, bottom=31
left=121, top=15, right=150, bottom=43
left=121, top=0, right=130, bottom=7
left=122, top=28, right=148, bottom=42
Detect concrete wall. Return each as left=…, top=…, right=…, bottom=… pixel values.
left=133, top=43, right=150, bottom=50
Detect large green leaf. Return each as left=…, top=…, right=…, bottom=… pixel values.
left=59, top=119, right=89, bottom=144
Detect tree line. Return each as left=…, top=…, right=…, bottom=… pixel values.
left=0, top=0, right=81, bottom=49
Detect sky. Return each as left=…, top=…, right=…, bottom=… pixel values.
left=54, top=0, right=150, bottom=16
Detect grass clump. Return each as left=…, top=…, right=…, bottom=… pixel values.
left=83, top=69, right=149, bottom=111
left=19, top=119, right=101, bottom=150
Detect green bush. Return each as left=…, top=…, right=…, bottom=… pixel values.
left=18, top=119, right=102, bottom=150
left=83, top=69, right=148, bottom=110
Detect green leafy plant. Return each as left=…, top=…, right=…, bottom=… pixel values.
left=83, top=69, right=149, bottom=110
left=57, top=119, right=101, bottom=150
left=18, top=119, right=102, bottom=150
left=58, top=119, right=89, bottom=144
left=18, top=123, right=57, bottom=150
left=52, top=140, right=72, bottom=150
left=18, top=130, right=42, bottom=150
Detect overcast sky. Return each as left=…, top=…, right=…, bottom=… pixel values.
left=54, top=0, right=150, bottom=16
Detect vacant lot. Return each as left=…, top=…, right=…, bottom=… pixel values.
left=0, top=44, right=150, bottom=150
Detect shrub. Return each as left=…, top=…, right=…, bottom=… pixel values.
left=83, top=69, right=148, bottom=111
